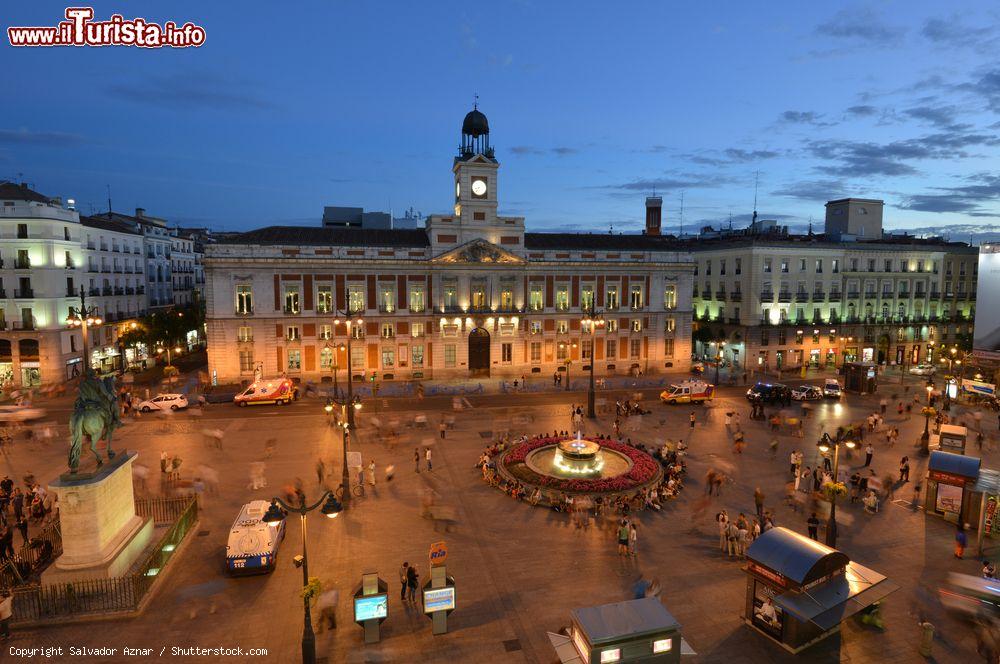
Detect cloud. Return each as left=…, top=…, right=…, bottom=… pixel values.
left=921, top=16, right=994, bottom=49
left=771, top=179, right=847, bottom=202
left=687, top=148, right=780, bottom=166
left=903, top=104, right=958, bottom=128
left=809, top=128, right=1000, bottom=177
left=846, top=105, right=878, bottom=117
left=0, top=128, right=85, bottom=146
left=965, top=69, right=1000, bottom=112
left=815, top=8, right=905, bottom=44
left=898, top=173, right=1000, bottom=215
left=598, top=173, right=732, bottom=197
left=510, top=145, right=578, bottom=157
left=106, top=71, right=275, bottom=111
left=778, top=110, right=836, bottom=127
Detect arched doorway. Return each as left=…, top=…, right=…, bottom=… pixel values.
left=468, top=327, right=490, bottom=376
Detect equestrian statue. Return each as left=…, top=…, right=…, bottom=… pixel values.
left=68, top=370, right=123, bottom=473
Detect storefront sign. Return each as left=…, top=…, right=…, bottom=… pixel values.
left=930, top=470, right=971, bottom=486
left=987, top=496, right=999, bottom=534
left=747, top=562, right=788, bottom=589
left=429, top=541, right=447, bottom=567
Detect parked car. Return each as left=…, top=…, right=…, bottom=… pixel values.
left=823, top=379, right=842, bottom=398
left=791, top=385, right=823, bottom=401
left=136, top=393, right=189, bottom=412
left=746, top=382, right=787, bottom=403
left=909, top=363, right=937, bottom=376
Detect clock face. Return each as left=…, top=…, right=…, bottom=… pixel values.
left=471, top=177, right=487, bottom=198
left=455, top=181, right=460, bottom=198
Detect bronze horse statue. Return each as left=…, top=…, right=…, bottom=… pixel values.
left=68, top=372, right=122, bottom=473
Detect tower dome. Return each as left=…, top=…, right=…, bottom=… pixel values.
left=459, top=104, right=494, bottom=160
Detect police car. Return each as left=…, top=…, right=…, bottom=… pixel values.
left=226, top=500, right=286, bottom=575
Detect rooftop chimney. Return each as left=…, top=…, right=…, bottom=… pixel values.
left=135, top=207, right=145, bottom=219
left=645, top=196, right=662, bottom=236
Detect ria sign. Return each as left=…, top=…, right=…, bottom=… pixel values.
left=429, top=541, right=448, bottom=567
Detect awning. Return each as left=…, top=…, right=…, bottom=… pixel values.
left=745, top=527, right=850, bottom=586
left=974, top=469, right=1000, bottom=494
left=930, top=451, right=981, bottom=479
left=547, top=632, right=584, bottom=664
left=771, top=562, right=898, bottom=629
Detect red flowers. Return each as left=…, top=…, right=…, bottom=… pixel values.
left=501, top=436, right=660, bottom=493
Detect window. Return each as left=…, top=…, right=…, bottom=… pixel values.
left=286, top=325, right=300, bottom=341
left=665, top=317, right=675, bottom=333
left=443, top=279, right=458, bottom=310
left=815, top=259, right=823, bottom=273
left=606, top=339, right=617, bottom=359
left=664, top=338, right=674, bottom=358
left=444, top=344, right=456, bottom=367
left=287, top=349, right=301, bottom=371
left=348, top=284, right=365, bottom=312
left=319, top=347, right=334, bottom=369
left=284, top=286, right=300, bottom=314
left=501, top=343, right=512, bottom=364
left=664, top=285, right=676, bottom=309
left=630, top=284, right=644, bottom=309
left=630, top=338, right=641, bottom=358
left=556, top=343, right=568, bottom=360
left=705, top=260, right=712, bottom=276
left=850, top=258, right=858, bottom=271
left=317, top=286, right=333, bottom=313
left=239, top=350, right=254, bottom=372
left=381, top=348, right=395, bottom=367
left=499, top=281, right=514, bottom=310
left=581, top=285, right=594, bottom=310
left=411, top=345, right=424, bottom=367
left=582, top=339, right=592, bottom=360
left=379, top=286, right=396, bottom=313
left=763, top=259, right=772, bottom=273
left=555, top=285, right=569, bottom=311
left=530, top=321, right=542, bottom=335
left=761, top=328, right=769, bottom=346
left=411, top=322, right=424, bottom=337
left=530, top=342, right=542, bottom=363
left=652, top=639, right=673, bottom=655
left=606, top=319, right=619, bottom=333
left=16, top=224, right=27, bottom=239
left=798, top=258, right=806, bottom=272
left=917, top=259, right=925, bottom=272
left=409, top=286, right=425, bottom=313
left=631, top=319, right=642, bottom=333
left=781, top=260, right=789, bottom=273
left=529, top=284, right=544, bottom=311
left=832, top=259, right=839, bottom=273
left=720, top=259, right=726, bottom=276
left=884, top=259, right=892, bottom=272
left=556, top=320, right=569, bottom=334
left=868, top=259, right=876, bottom=272
left=735, top=258, right=742, bottom=275
left=237, top=326, right=252, bottom=342
left=606, top=286, right=619, bottom=310
left=319, top=324, right=332, bottom=340
left=351, top=345, right=364, bottom=369
left=470, top=279, right=487, bottom=310
left=381, top=323, right=395, bottom=338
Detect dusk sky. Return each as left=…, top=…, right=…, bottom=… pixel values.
left=5, top=1, right=1000, bottom=237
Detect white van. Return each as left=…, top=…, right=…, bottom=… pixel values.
left=226, top=500, right=286, bottom=575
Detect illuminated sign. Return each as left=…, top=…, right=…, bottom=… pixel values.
left=423, top=587, right=455, bottom=614
left=354, top=594, right=388, bottom=621
left=653, top=638, right=673, bottom=653
left=747, top=561, right=789, bottom=588
left=429, top=541, right=448, bottom=567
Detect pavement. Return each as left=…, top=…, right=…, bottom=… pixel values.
left=0, top=369, right=996, bottom=663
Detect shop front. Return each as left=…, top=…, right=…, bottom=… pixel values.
left=925, top=451, right=982, bottom=526
left=744, top=527, right=897, bottom=654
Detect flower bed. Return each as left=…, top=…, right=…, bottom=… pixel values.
left=501, top=436, right=660, bottom=493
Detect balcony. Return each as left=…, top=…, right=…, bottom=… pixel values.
left=136, top=286, right=145, bottom=294
left=65, top=261, right=74, bottom=269
left=125, top=287, right=135, bottom=295
left=235, top=307, right=254, bottom=316
left=89, top=287, right=100, bottom=296
left=812, top=292, right=825, bottom=301
left=729, top=292, right=742, bottom=302
left=88, top=265, right=98, bottom=273
left=86, top=242, right=96, bottom=250
left=114, top=287, right=125, bottom=296
left=828, top=292, right=842, bottom=302
left=715, top=291, right=727, bottom=301
left=101, top=287, right=112, bottom=296
left=442, top=305, right=463, bottom=314
left=864, top=292, right=877, bottom=299
left=846, top=291, right=859, bottom=299
left=794, top=292, right=809, bottom=302
left=760, top=291, right=774, bottom=301
left=778, top=292, right=792, bottom=303
left=691, top=289, right=700, bottom=299
left=727, top=317, right=741, bottom=324
left=14, top=259, right=31, bottom=270
left=237, top=335, right=254, bottom=343
left=283, top=306, right=300, bottom=315
left=12, top=320, right=34, bottom=330
left=378, top=305, right=398, bottom=314
left=66, top=288, right=76, bottom=297
left=13, top=288, right=33, bottom=299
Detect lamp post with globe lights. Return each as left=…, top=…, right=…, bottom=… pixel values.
left=261, top=492, right=342, bottom=664
left=920, top=382, right=934, bottom=455
left=332, top=311, right=363, bottom=428
left=66, top=285, right=103, bottom=374
left=581, top=304, right=606, bottom=418
left=326, top=395, right=362, bottom=509
left=817, top=432, right=855, bottom=547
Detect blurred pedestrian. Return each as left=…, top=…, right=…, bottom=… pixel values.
left=366, top=459, right=376, bottom=486
left=425, top=447, right=433, bottom=472
left=406, top=564, right=419, bottom=603
left=807, top=512, right=819, bottom=540
left=414, top=448, right=421, bottom=473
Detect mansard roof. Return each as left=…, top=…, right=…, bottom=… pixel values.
left=217, top=226, right=431, bottom=248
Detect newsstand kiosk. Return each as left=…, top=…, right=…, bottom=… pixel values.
left=925, top=451, right=982, bottom=525
left=744, top=528, right=898, bottom=654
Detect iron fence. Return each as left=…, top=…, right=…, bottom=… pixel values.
left=0, top=519, right=62, bottom=588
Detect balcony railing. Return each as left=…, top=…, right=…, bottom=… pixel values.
left=136, top=286, right=145, bottom=294
left=283, top=306, right=300, bottom=315
left=114, top=287, right=124, bottom=295
left=237, top=335, right=254, bottom=343
left=12, top=320, right=34, bottom=330
left=102, top=287, right=113, bottom=296
left=14, top=259, right=31, bottom=269
left=760, top=291, right=774, bottom=301
left=66, top=288, right=76, bottom=297
left=795, top=292, right=809, bottom=302
left=125, top=287, right=135, bottom=295
left=847, top=291, right=859, bottom=298
left=778, top=292, right=792, bottom=303
left=235, top=307, right=253, bottom=316
left=715, top=291, right=727, bottom=301
left=13, top=288, right=33, bottom=298
left=828, top=292, right=841, bottom=302
left=864, top=292, right=876, bottom=299
left=812, top=292, right=825, bottom=301
left=729, top=292, right=742, bottom=302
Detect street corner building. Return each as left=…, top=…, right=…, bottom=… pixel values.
left=203, top=107, right=695, bottom=385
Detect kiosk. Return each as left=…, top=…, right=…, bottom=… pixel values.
left=842, top=362, right=877, bottom=395
left=930, top=424, right=968, bottom=455
left=744, top=528, right=897, bottom=654
left=548, top=597, right=694, bottom=663
left=353, top=573, right=388, bottom=644
left=925, top=451, right=981, bottom=526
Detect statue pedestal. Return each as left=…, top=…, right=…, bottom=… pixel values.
left=44, top=451, right=153, bottom=582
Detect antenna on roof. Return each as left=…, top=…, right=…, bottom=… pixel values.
left=106, top=184, right=113, bottom=216
left=752, top=170, right=759, bottom=225
left=473, top=93, right=479, bottom=110
left=808, top=215, right=813, bottom=236
left=609, top=223, right=613, bottom=235
left=679, top=191, right=685, bottom=238
left=728, top=210, right=733, bottom=231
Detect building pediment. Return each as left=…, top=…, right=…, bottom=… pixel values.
left=432, top=239, right=524, bottom=265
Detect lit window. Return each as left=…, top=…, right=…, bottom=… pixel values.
left=444, top=344, right=456, bottom=367
left=287, top=349, right=301, bottom=370
left=652, top=638, right=672, bottom=654
left=600, top=649, right=621, bottom=663
left=316, top=286, right=333, bottom=313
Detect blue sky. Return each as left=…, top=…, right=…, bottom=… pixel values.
left=4, top=1, right=1000, bottom=236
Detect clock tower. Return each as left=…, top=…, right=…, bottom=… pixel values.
left=427, top=104, right=525, bottom=255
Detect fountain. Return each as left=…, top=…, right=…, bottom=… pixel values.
left=525, top=431, right=631, bottom=479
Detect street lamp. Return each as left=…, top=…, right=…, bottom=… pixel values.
left=327, top=394, right=362, bottom=509
left=66, top=285, right=103, bottom=374
left=332, top=312, right=363, bottom=428
left=920, top=382, right=934, bottom=455
left=714, top=341, right=726, bottom=386
left=817, top=432, right=856, bottom=547
left=324, top=341, right=346, bottom=399
left=581, top=304, right=606, bottom=418
left=558, top=341, right=577, bottom=392
left=261, top=492, right=342, bottom=664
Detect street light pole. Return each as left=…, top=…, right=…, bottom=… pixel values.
left=818, top=433, right=854, bottom=548
left=334, top=311, right=363, bottom=429
left=921, top=383, right=933, bottom=456
left=67, top=285, right=103, bottom=375
left=261, top=493, right=342, bottom=664
left=581, top=303, right=605, bottom=419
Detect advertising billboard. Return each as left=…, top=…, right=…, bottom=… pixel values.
left=354, top=594, right=388, bottom=621
left=423, top=587, right=456, bottom=614
left=974, top=246, right=1000, bottom=360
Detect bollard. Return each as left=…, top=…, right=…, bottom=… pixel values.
left=918, top=621, right=934, bottom=657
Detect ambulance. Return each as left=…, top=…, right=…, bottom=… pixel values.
left=659, top=379, right=714, bottom=404
left=233, top=377, right=298, bottom=407
left=226, top=500, right=286, bottom=575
